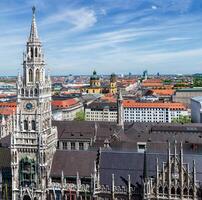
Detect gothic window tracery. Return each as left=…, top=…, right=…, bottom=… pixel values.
left=177, top=187, right=181, bottom=195
left=36, top=69, right=40, bottom=82
left=30, top=47, right=33, bottom=58
left=35, top=47, right=38, bottom=57
left=34, top=88, right=38, bottom=96
left=164, top=186, right=168, bottom=194
left=30, top=89, right=33, bottom=96
left=159, top=186, right=163, bottom=193
left=184, top=187, right=188, bottom=195
left=29, top=69, right=33, bottom=82
left=189, top=188, right=193, bottom=196
left=19, top=157, right=36, bottom=187
left=24, top=120, right=28, bottom=130
left=21, top=88, right=24, bottom=95
left=171, top=187, right=175, bottom=195
left=31, top=120, right=36, bottom=130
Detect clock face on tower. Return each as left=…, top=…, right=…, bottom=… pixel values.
left=24, top=101, right=35, bottom=111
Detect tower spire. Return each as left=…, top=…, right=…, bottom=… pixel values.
left=29, top=6, right=39, bottom=42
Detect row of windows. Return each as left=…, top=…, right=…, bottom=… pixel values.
left=62, top=142, right=85, bottom=150
left=28, top=68, right=40, bottom=82
left=23, top=120, right=36, bottom=130
left=21, top=88, right=38, bottom=96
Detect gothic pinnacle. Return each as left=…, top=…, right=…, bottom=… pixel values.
left=29, top=6, right=39, bottom=42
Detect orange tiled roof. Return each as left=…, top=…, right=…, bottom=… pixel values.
left=101, top=95, right=116, bottom=102
left=142, top=82, right=163, bottom=87
left=152, top=89, right=175, bottom=96
left=0, top=107, right=16, bottom=115
left=52, top=98, right=78, bottom=108
left=143, top=79, right=163, bottom=83
left=0, top=102, right=16, bottom=108
left=123, top=100, right=186, bottom=110
left=121, top=79, right=136, bottom=84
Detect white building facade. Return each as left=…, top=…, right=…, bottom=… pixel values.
left=85, top=102, right=117, bottom=122
left=85, top=100, right=188, bottom=123
left=191, top=96, right=202, bottom=123
left=124, top=101, right=189, bottom=123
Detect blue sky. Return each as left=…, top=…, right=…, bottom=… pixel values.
left=0, top=0, right=202, bottom=75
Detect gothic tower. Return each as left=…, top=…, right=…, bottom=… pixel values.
left=11, top=7, right=57, bottom=200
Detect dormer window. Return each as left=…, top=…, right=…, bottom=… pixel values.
left=137, top=142, right=147, bottom=153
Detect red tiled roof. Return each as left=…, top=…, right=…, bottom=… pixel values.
left=123, top=100, right=186, bottom=110
left=0, top=107, right=15, bottom=115
left=142, top=82, right=164, bottom=87
left=143, top=79, right=163, bottom=83
left=101, top=95, right=116, bottom=102
left=0, top=102, right=16, bottom=108
left=52, top=98, right=78, bottom=108
left=152, top=89, right=175, bottom=96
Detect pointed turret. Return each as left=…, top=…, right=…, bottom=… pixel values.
left=29, top=6, right=39, bottom=43
left=117, top=89, right=124, bottom=128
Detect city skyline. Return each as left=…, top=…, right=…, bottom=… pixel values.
left=0, top=0, right=202, bottom=75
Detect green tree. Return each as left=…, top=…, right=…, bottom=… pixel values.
left=74, top=111, right=85, bottom=121
left=193, top=77, right=202, bottom=87
left=171, top=115, right=191, bottom=124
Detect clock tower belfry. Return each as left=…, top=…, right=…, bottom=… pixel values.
left=11, top=7, right=57, bottom=200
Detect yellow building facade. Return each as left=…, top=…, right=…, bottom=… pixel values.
left=81, top=71, right=117, bottom=94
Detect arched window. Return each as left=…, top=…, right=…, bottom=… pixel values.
left=29, top=69, right=33, bottom=82
left=164, top=186, right=168, bottom=194
left=24, top=120, right=28, bottom=130
left=36, top=69, right=40, bottom=82
left=31, top=120, right=36, bottom=130
left=159, top=186, right=163, bottom=193
left=171, top=187, right=175, bottom=195
left=34, top=88, right=38, bottom=96
left=20, top=157, right=36, bottom=188
left=30, top=89, right=33, bottom=96
left=31, top=48, right=33, bottom=58
left=184, top=188, right=188, bottom=195
left=35, top=47, right=38, bottom=57
left=177, top=187, right=181, bottom=195
left=21, top=88, right=24, bottom=95
left=189, top=188, right=193, bottom=196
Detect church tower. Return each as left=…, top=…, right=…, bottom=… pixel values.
left=109, top=73, right=117, bottom=94
left=11, top=7, right=57, bottom=200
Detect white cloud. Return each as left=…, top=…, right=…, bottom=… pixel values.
left=151, top=5, right=157, bottom=10
left=41, top=7, right=97, bottom=31
left=165, top=37, right=192, bottom=42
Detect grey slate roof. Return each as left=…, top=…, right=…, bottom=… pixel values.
left=50, top=150, right=97, bottom=178
left=52, top=120, right=122, bottom=147
left=99, top=150, right=202, bottom=187
left=0, top=147, right=10, bottom=169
